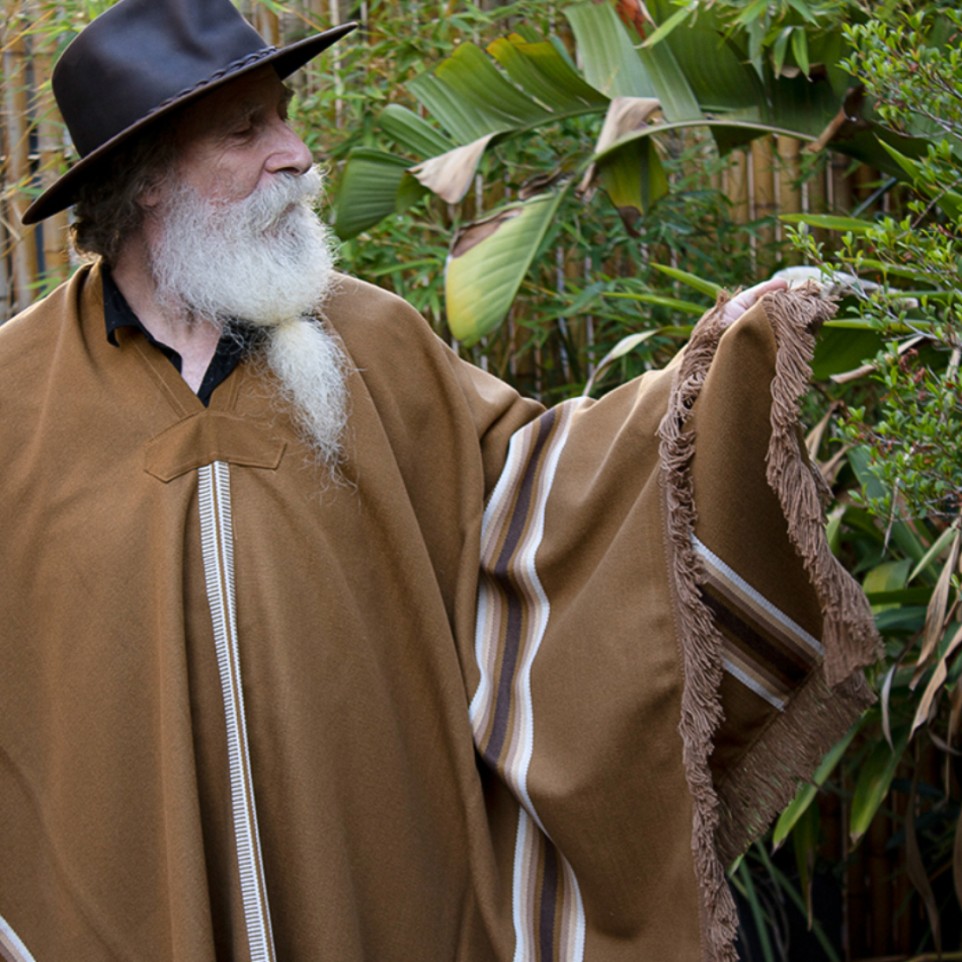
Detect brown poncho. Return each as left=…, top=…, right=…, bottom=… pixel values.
left=0, top=263, right=876, bottom=961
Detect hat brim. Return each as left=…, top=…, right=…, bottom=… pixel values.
left=22, top=21, right=357, bottom=225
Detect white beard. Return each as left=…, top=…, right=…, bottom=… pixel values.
left=150, top=167, right=349, bottom=468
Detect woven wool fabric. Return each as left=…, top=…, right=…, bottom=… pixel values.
left=0, top=264, right=876, bottom=962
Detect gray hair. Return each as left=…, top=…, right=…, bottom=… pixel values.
left=71, top=124, right=178, bottom=264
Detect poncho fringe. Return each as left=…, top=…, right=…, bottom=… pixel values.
left=658, top=286, right=879, bottom=962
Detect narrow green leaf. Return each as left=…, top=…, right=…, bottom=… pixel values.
left=779, top=213, right=876, bottom=232
left=584, top=329, right=663, bottom=395
left=877, top=140, right=962, bottom=217
left=855, top=257, right=951, bottom=284
left=603, top=291, right=705, bottom=314
left=651, top=263, right=722, bottom=297
left=772, top=27, right=792, bottom=78
left=734, top=860, right=777, bottom=962
left=445, top=190, right=567, bottom=344
left=487, top=33, right=607, bottom=112
left=564, top=1, right=654, bottom=98
left=791, top=28, right=811, bottom=77
left=909, top=526, right=962, bottom=583
left=772, top=724, right=860, bottom=850
left=791, top=804, right=818, bottom=929
left=864, top=588, right=938, bottom=606
left=640, top=5, right=692, bottom=48
left=786, top=0, right=818, bottom=23
left=877, top=139, right=924, bottom=182
left=850, top=731, right=908, bottom=845
left=734, top=0, right=770, bottom=27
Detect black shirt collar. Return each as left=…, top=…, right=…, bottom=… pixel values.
left=102, top=268, right=257, bottom=406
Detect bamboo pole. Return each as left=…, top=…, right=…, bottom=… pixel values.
left=2, top=22, right=39, bottom=315
left=725, top=147, right=750, bottom=231
left=805, top=154, right=830, bottom=249
left=751, top=135, right=776, bottom=274
left=829, top=150, right=853, bottom=214
left=32, top=6, right=69, bottom=288
left=327, top=0, right=343, bottom=129
left=776, top=135, right=802, bottom=265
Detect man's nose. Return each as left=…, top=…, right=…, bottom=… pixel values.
left=267, top=122, right=313, bottom=175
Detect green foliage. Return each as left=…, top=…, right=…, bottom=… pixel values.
left=790, top=4, right=962, bottom=524
left=329, top=0, right=905, bottom=352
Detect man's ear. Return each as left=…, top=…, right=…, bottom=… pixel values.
left=139, top=181, right=165, bottom=210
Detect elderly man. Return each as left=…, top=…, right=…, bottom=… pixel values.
left=0, top=1, right=877, bottom=960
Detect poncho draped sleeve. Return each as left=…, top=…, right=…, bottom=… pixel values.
left=455, top=286, right=878, bottom=961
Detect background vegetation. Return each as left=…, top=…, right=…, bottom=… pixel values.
left=2, top=0, right=960, bottom=958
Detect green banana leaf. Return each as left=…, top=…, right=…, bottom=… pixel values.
left=409, top=41, right=552, bottom=143
left=377, top=104, right=454, bottom=157
left=334, top=148, right=424, bottom=240
left=564, top=2, right=654, bottom=99
left=445, top=190, right=568, bottom=344
left=486, top=32, right=607, bottom=114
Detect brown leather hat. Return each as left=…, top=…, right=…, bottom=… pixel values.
left=22, top=0, right=356, bottom=224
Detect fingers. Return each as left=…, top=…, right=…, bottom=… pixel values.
left=719, top=276, right=789, bottom=327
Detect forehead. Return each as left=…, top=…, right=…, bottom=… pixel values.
left=175, top=67, right=288, bottom=140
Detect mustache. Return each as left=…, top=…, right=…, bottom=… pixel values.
left=207, top=165, right=325, bottom=233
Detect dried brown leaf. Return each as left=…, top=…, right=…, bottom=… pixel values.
left=911, top=622, right=962, bottom=738
left=578, top=96, right=661, bottom=196
left=806, top=85, right=867, bottom=152
left=881, top=661, right=898, bottom=749
left=409, top=134, right=495, bottom=204
left=615, top=0, right=656, bottom=36
left=912, top=527, right=961, bottom=685
left=449, top=208, right=522, bottom=259
left=804, top=402, right=836, bottom=462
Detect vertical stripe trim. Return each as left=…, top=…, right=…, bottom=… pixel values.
left=198, top=461, right=277, bottom=962
left=472, top=402, right=587, bottom=962
left=0, top=915, right=36, bottom=962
